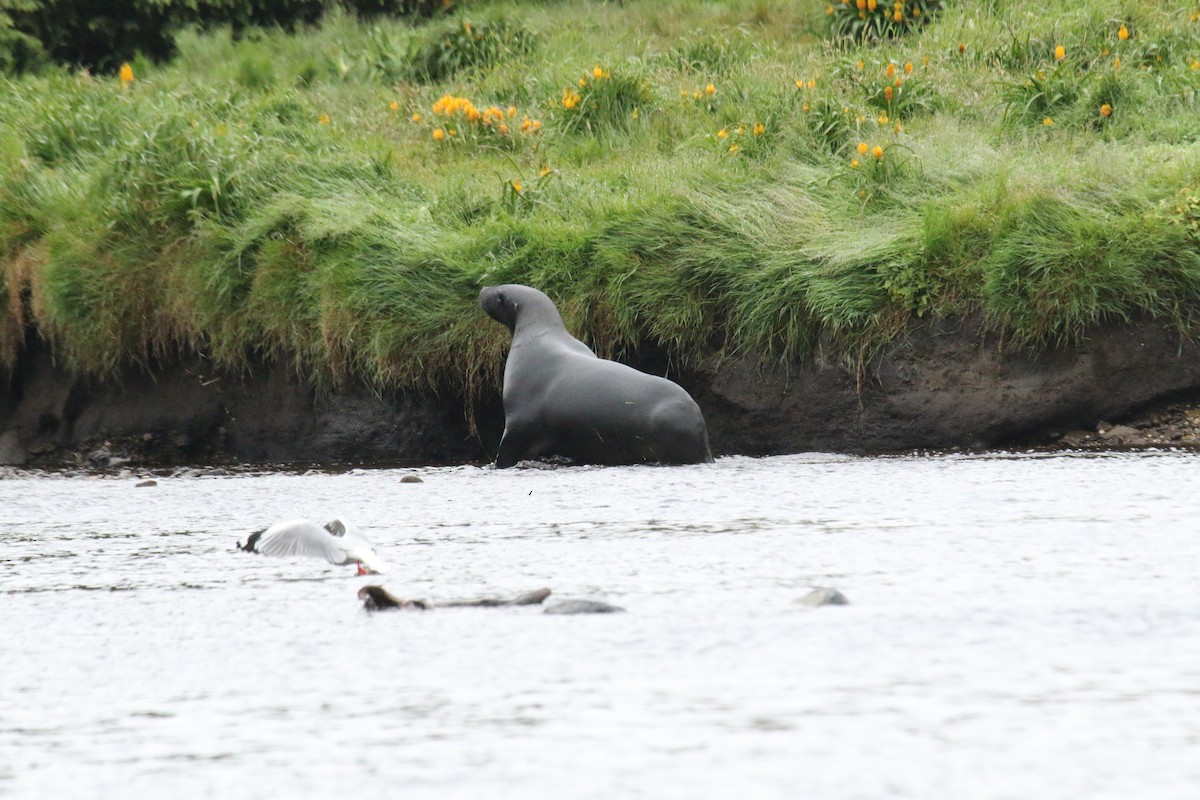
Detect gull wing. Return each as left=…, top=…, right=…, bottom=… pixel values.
left=253, top=519, right=353, bottom=565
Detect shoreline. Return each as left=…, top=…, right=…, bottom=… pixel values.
left=3, top=316, right=1199, bottom=471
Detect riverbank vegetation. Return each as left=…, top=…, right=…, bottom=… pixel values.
left=3, top=0, right=1200, bottom=399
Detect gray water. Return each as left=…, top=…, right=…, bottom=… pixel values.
left=3, top=452, right=1199, bottom=799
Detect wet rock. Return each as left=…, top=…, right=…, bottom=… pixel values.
left=543, top=599, right=625, bottom=615
left=135, top=479, right=157, bottom=488
left=1100, top=424, right=1139, bottom=440
left=1058, top=430, right=1094, bottom=447
left=799, top=587, right=850, bottom=606
left=399, top=475, right=423, bottom=484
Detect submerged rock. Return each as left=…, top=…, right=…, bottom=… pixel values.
left=543, top=599, right=625, bottom=615
left=799, top=588, right=850, bottom=607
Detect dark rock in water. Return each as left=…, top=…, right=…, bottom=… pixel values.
left=134, top=479, right=157, bottom=488
left=399, top=475, right=423, bottom=483
left=543, top=599, right=625, bottom=615
left=799, top=588, right=850, bottom=607
left=435, top=587, right=551, bottom=608
left=358, top=585, right=428, bottom=611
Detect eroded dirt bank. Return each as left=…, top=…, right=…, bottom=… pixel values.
left=3, top=316, right=1199, bottom=469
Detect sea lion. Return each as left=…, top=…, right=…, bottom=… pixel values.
left=479, top=284, right=713, bottom=468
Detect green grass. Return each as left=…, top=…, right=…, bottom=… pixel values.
left=3, top=0, right=1200, bottom=401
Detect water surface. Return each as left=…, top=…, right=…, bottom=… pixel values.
left=3, top=452, right=1199, bottom=798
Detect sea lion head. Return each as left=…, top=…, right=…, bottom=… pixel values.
left=479, top=284, right=521, bottom=332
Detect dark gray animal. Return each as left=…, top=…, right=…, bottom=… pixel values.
left=479, top=284, right=713, bottom=468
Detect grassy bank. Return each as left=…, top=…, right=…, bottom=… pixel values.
left=3, top=0, right=1200, bottom=400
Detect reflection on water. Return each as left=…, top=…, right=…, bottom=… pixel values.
left=3, top=452, right=1200, bottom=798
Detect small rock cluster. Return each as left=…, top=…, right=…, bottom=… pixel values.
left=1054, top=402, right=1200, bottom=449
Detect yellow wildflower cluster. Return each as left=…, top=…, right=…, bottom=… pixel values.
left=425, top=94, right=539, bottom=144
left=714, top=121, right=766, bottom=155
left=562, top=65, right=612, bottom=107
left=118, top=62, right=134, bottom=86
left=842, top=0, right=921, bottom=24
left=681, top=82, right=718, bottom=102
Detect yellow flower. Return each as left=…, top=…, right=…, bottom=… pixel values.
left=717, top=128, right=729, bottom=139
left=893, top=9, right=902, bottom=22
left=1055, top=45, right=1065, bottom=60
left=540, top=165, right=551, bottom=177
left=753, top=122, right=765, bottom=136
left=905, top=62, right=913, bottom=74
left=872, top=145, right=884, bottom=159
left=1043, top=117, right=1054, bottom=126
left=807, top=79, right=816, bottom=89
left=893, top=121, right=903, bottom=133
left=1118, top=24, right=1129, bottom=41
left=886, top=63, right=896, bottom=78
left=922, top=55, right=930, bottom=66
left=705, top=83, right=716, bottom=95
left=411, top=112, right=421, bottom=122
left=1114, top=57, right=1121, bottom=70
left=498, top=123, right=509, bottom=135
left=850, top=159, right=860, bottom=168
left=958, top=43, right=966, bottom=55
left=728, top=143, right=739, bottom=154
left=508, top=106, right=517, bottom=117
left=884, top=85, right=893, bottom=101
left=795, top=79, right=804, bottom=89
left=802, top=103, right=810, bottom=112
left=856, top=0, right=865, bottom=9
left=825, top=4, right=834, bottom=14
left=119, top=62, right=134, bottom=85
left=856, top=59, right=864, bottom=71
left=1192, top=61, right=1200, bottom=70
left=877, top=112, right=888, bottom=124
left=433, top=128, right=445, bottom=140
left=512, top=179, right=523, bottom=193
left=562, top=88, right=581, bottom=109
left=389, top=101, right=400, bottom=111
left=579, top=77, right=587, bottom=87
left=1100, top=103, right=1113, bottom=117
left=867, top=0, right=877, bottom=11
left=736, top=125, right=745, bottom=135
left=857, top=141, right=869, bottom=155
left=318, top=113, right=330, bottom=125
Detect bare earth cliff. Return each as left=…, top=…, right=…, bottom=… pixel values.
left=3, top=316, right=1200, bottom=468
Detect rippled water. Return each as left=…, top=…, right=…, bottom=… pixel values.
left=3, top=452, right=1200, bottom=799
